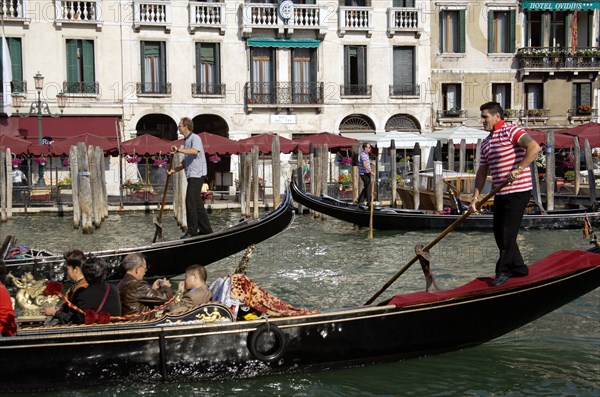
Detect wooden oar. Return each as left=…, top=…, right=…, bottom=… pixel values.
left=152, top=155, right=175, bottom=243
left=368, top=175, right=375, bottom=240
left=364, top=179, right=509, bottom=305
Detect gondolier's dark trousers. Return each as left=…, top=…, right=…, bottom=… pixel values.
left=493, top=190, right=531, bottom=277
left=186, top=177, right=213, bottom=235
left=358, top=173, right=372, bottom=204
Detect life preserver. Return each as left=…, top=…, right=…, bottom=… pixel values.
left=247, top=323, right=287, bottom=363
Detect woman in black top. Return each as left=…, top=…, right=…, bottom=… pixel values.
left=73, top=257, right=121, bottom=324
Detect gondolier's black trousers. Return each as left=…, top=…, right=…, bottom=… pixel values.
left=186, top=177, right=213, bottom=235
left=493, top=190, right=531, bottom=277
left=358, top=173, right=372, bottom=205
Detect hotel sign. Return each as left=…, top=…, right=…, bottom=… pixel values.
left=522, top=1, right=600, bottom=10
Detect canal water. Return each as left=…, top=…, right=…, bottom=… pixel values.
left=2, top=209, right=599, bottom=396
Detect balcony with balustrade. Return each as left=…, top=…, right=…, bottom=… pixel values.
left=387, top=7, right=420, bottom=38
left=189, top=1, right=226, bottom=34
left=436, top=109, right=467, bottom=126
left=516, top=47, right=600, bottom=80
left=567, top=107, right=597, bottom=124
left=0, top=0, right=29, bottom=26
left=241, top=3, right=326, bottom=38
left=244, top=82, right=324, bottom=112
left=133, top=0, right=171, bottom=32
left=338, top=6, right=373, bottom=37
left=55, top=0, right=102, bottom=30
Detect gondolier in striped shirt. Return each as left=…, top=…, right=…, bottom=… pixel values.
left=357, top=143, right=375, bottom=205
left=469, top=102, right=541, bottom=286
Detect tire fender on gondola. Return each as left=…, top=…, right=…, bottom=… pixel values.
left=247, top=323, right=287, bottom=363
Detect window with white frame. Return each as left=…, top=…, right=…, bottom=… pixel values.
left=66, top=39, right=96, bottom=94
left=195, top=42, right=221, bottom=95
left=488, top=10, right=515, bottom=53
left=525, top=83, right=543, bottom=110
left=492, top=83, right=511, bottom=110
left=439, top=9, right=465, bottom=53
left=141, top=41, right=167, bottom=94
left=442, top=83, right=461, bottom=113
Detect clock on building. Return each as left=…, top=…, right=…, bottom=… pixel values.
left=279, top=0, right=294, bottom=20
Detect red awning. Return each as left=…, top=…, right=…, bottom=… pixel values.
left=50, top=134, right=118, bottom=155
left=121, top=134, right=173, bottom=156
left=295, top=132, right=360, bottom=153
left=14, top=116, right=121, bottom=143
left=0, top=134, right=31, bottom=155
left=555, top=122, right=600, bottom=148
left=239, top=133, right=296, bottom=154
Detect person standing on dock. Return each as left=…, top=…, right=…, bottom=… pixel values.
left=357, top=143, right=375, bottom=205
left=469, top=102, right=541, bottom=286
left=168, top=117, right=213, bottom=239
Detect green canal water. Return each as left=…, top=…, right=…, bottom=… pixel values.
left=2, top=209, right=599, bottom=396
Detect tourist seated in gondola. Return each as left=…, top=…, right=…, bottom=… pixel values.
left=71, top=257, right=121, bottom=324
left=0, top=260, right=16, bottom=336
left=117, top=253, right=173, bottom=321
left=43, top=250, right=89, bottom=325
left=170, top=265, right=211, bottom=315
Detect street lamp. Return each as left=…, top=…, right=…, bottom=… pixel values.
left=12, top=72, right=68, bottom=186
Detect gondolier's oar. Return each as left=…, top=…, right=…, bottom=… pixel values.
left=368, top=176, right=375, bottom=240
left=364, top=179, right=510, bottom=305
left=153, top=154, right=175, bottom=243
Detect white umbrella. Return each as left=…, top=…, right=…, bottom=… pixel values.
left=427, top=126, right=490, bottom=144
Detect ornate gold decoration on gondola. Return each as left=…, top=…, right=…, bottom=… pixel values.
left=195, top=307, right=225, bottom=322
left=7, top=272, right=59, bottom=316
left=234, top=245, right=255, bottom=274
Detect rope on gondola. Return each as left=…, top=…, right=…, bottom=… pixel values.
left=44, top=281, right=175, bottom=324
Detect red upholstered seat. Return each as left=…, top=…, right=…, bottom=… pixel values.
left=388, top=250, right=600, bottom=308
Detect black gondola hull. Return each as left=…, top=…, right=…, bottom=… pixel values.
left=1, top=249, right=598, bottom=392
left=291, top=181, right=600, bottom=230
left=3, top=188, right=295, bottom=280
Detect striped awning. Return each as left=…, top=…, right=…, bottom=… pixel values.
left=246, top=38, right=321, bottom=48
left=522, top=1, right=600, bottom=10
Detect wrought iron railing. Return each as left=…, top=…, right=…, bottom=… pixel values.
left=245, top=82, right=324, bottom=105
left=340, top=84, right=372, bottom=96
left=437, top=109, right=467, bottom=118
left=136, top=82, right=172, bottom=95
left=389, top=84, right=419, bottom=96
left=64, top=81, right=99, bottom=94
left=192, top=83, right=225, bottom=96
left=517, top=47, right=600, bottom=69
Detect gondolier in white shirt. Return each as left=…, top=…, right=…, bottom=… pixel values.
left=468, top=102, right=541, bottom=286
left=357, top=143, right=375, bottom=205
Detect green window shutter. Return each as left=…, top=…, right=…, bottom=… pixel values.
left=357, top=46, right=366, bottom=86
left=572, top=83, right=577, bottom=108
left=66, top=39, right=79, bottom=84
left=459, top=10, right=466, bottom=53
left=588, top=12, right=593, bottom=47
left=488, top=10, right=494, bottom=53
left=140, top=41, right=146, bottom=83
left=195, top=43, right=201, bottom=86
left=8, top=38, right=22, bottom=83
left=344, top=46, right=350, bottom=86
left=509, top=10, right=516, bottom=52
left=159, top=42, right=166, bottom=86
left=214, top=43, right=221, bottom=85
left=439, top=12, right=444, bottom=53
left=81, top=40, right=94, bottom=86
left=582, top=83, right=591, bottom=106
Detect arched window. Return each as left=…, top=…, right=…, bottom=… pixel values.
left=339, top=114, right=376, bottom=133
left=385, top=114, right=420, bottom=132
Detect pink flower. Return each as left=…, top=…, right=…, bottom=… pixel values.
left=127, top=156, right=142, bottom=164
left=34, top=157, right=47, bottom=165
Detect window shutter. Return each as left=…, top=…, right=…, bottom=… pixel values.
left=140, top=42, right=146, bottom=85
left=393, top=47, right=414, bottom=88
left=588, top=12, right=593, bottom=47
left=309, top=48, right=317, bottom=83
left=459, top=10, right=466, bottom=53
left=439, top=12, right=444, bottom=53
left=488, top=10, right=494, bottom=53
left=214, top=43, right=221, bottom=86
left=509, top=10, right=516, bottom=53
left=82, top=40, right=94, bottom=85
left=195, top=43, right=201, bottom=86
left=572, top=84, right=578, bottom=108
left=159, top=42, right=166, bottom=86
left=66, top=39, right=78, bottom=83
left=357, top=46, right=366, bottom=86
left=344, top=46, right=350, bottom=86
left=582, top=83, right=591, bottom=106
left=8, top=38, right=22, bottom=82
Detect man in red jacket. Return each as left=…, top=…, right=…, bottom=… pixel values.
left=0, top=261, right=16, bottom=336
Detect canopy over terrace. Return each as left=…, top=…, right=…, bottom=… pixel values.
left=296, top=132, right=360, bottom=152
left=50, top=134, right=118, bottom=156
left=238, top=133, right=296, bottom=154
left=0, top=134, right=31, bottom=155
left=525, top=129, right=579, bottom=149
left=340, top=131, right=438, bottom=149
left=427, top=126, right=490, bottom=145
left=121, top=134, right=173, bottom=156
left=556, top=122, right=600, bottom=148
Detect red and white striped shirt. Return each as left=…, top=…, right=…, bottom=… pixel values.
left=480, top=120, right=532, bottom=195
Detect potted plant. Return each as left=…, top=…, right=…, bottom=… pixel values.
left=577, top=104, right=592, bottom=115
left=504, top=109, right=516, bottom=119
left=445, top=107, right=462, bottom=117
left=564, top=170, right=575, bottom=181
